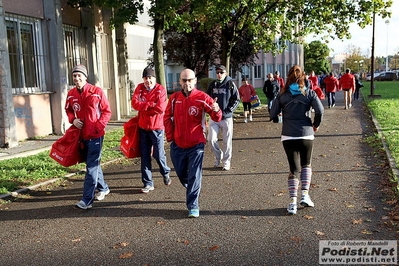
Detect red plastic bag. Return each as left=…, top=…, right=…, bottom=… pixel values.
left=49, top=125, right=84, bottom=167
left=314, top=86, right=325, bottom=100
left=120, top=116, right=141, bottom=158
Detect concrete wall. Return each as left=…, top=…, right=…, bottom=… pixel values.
left=13, top=94, right=52, bottom=140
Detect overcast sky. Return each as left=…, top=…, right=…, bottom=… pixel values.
left=305, top=1, right=398, bottom=58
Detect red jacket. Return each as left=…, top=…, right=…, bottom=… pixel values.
left=308, top=75, right=318, bottom=89
left=132, top=83, right=167, bottom=131
left=340, top=73, right=355, bottom=91
left=324, top=75, right=339, bottom=93
left=65, top=83, right=111, bottom=140
left=238, top=84, right=256, bottom=102
left=164, top=88, right=222, bottom=149
left=275, top=76, right=285, bottom=90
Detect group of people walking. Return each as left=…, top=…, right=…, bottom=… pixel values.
left=68, top=63, right=357, bottom=217
left=67, top=64, right=240, bottom=218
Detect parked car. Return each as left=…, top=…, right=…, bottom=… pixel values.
left=374, top=71, right=397, bottom=81
left=366, top=73, right=380, bottom=81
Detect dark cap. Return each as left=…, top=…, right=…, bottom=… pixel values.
left=72, top=64, right=88, bottom=77
left=242, top=77, right=248, bottom=81
left=216, top=65, right=227, bottom=72
left=142, top=67, right=156, bottom=78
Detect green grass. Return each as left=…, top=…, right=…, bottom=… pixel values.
left=362, top=81, right=399, bottom=164
left=0, top=128, right=125, bottom=194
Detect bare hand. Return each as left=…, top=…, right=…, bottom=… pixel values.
left=73, top=118, right=83, bottom=129
left=212, top=97, right=220, bottom=112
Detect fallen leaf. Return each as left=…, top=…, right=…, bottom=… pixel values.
left=346, top=204, right=355, bottom=208
left=114, top=242, right=129, bottom=249
left=361, top=229, right=373, bottom=235
left=368, top=208, right=376, bottom=212
left=184, top=240, right=189, bottom=245
left=352, top=219, right=363, bottom=224
left=209, top=245, right=220, bottom=251
left=72, top=238, right=81, bottom=243
left=157, top=221, right=165, bottom=225
left=119, top=252, right=133, bottom=259
left=303, top=215, right=314, bottom=220
left=316, top=231, right=325, bottom=236
left=241, top=216, right=248, bottom=219
left=392, top=216, right=399, bottom=221
left=329, top=188, right=338, bottom=192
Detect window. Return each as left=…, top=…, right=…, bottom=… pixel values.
left=63, top=25, right=87, bottom=87
left=254, top=65, right=262, bottom=79
left=266, top=64, right=273, bottom=75
left=6, top=14, right=46, bottom=94
left=241, top=65, right=250, bottom=79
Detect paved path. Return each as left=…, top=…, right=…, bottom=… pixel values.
left=0, top=93, right=397, bottom=265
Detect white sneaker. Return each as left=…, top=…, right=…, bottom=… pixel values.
left=141, top=185, right=154, bottom=193
left=249, top=115, right=253, bottom=121
left=95, top=189, right=110, bottom=201
left=222, top=162, right=230, bottom=171
left=300, top=195, right=314, bottom=207
left=287, top=203, right=297, bottom=215
left=244, top=118, right=247, bottom=123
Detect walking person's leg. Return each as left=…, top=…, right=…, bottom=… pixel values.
left=221, top=117, right=233, bottom=170
left=150, top=129, right=171, bottom=185
left=77, top=136, right=108, bottom=209
left=207, top=119, right=222, bottom=167
left=186, top=143, right=205, bottom=218
left=139, top=129, right=154, bottom=192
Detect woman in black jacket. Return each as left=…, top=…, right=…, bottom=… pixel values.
left=270, top=65, right=324, bottom=215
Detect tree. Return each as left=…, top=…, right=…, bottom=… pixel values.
left=163, top=21, right=256, bottom=77
left=304, top=41, right=330, bottom=74
left=183, top=0, right=392, bottom=73
left=68, top=0, right=393, bottom=82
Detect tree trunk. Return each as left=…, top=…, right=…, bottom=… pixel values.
left=221, top=28, right=232, bottom=73
left=153, top=15, right=166, bottom=88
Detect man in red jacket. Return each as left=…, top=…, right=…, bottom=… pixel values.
left=164, top=68, right=222, bottom=218
left=132, top=67, right=171, bottom=193
left=65, top=65, right=112, bottom=210
left=339, top=68, right=356, bottom=109
left=324, top=72, right=340, bottom=108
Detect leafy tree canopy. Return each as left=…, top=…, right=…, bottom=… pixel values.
left=304, top=40, right=330, bottom=74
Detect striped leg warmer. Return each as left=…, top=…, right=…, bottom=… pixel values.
left=300, top=166, right=312, bottom=195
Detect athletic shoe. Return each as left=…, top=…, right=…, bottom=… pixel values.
left=188, top=209, right=199, bottom=218
left=332, top=104, right=335, bottom=107
left=244, top=118, right=247, bottom=123
left=141, top=185, right=154, bottom=193
left=163, top=174, right=172, bottom=186
left=249, top=115, right=253, bottom=121
left=300, top=195, right=315, bottom=207
left=287, top=203, right=297, bottom=215
left=95, top=189, right=110, bottom=201
left=75, top=200, right=92, bottom=210
left=349, top=104, right=352, bottom=108
left=222, top=162, right=230, bottom=171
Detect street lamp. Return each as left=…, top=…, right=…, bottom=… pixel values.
left=385, top=20, right=389, bottom=71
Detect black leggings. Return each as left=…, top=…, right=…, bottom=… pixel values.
left=242, top=102, right=252, bottom=111
left=282, top=139, right=313, bottom=176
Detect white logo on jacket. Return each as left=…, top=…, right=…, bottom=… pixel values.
left=188, top=106, right=199, bottom=116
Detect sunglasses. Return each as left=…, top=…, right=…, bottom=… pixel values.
left=216, top=71, right=225, bottom=74
left=181, top=78, right=195, bottom=82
